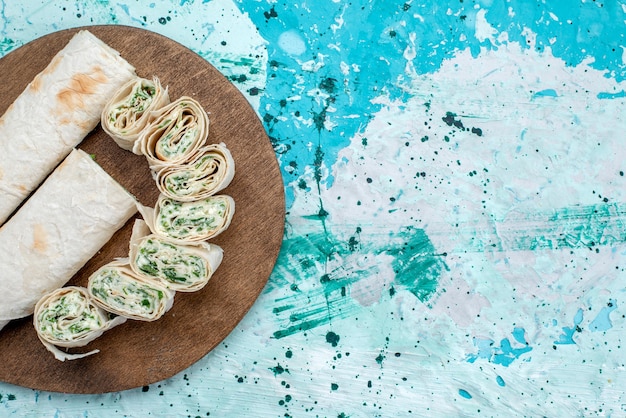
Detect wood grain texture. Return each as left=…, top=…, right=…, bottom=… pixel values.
left=0, top=25, right=285, bottom=393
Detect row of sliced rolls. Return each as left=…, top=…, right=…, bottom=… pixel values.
left=34, top=76, right=235, bottom=360
left=34, top=219, right=224, bottom=361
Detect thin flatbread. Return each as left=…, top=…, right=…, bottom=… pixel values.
left=0, top=30, right=136, bottom=225
left=0, top=149, right=138, bottom=328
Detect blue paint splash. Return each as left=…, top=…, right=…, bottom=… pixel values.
left=236, top=0, right=417, bottom=207
left=532, top=88, right=558, bottom=99
left=234, top=0, right=626, bottom=208
left=481, top=1, right=626, bottom=81
left=458, top=389, right=473, bottom=399
left=466, top=327, right=532, bottom=367
left=597, top=90, right=626, bottom=100
left=229, top=1, right=486, bottom=207
left=589, top=299, right=618, bottom=332
left=554, top=300, right=618, bottom=345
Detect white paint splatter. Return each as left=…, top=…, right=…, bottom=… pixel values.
left=340, top=61, right=350, bottom=75
left=278, top=30, right=306, bottom=56
left=330, top=4, right=347, bottom=33
left=475, top=9, right=497, bottom=43
left=403, top=32, right=418, bottom=75
left=300, top=53, right=327, bottom=72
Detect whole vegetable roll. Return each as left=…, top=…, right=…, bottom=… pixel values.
left=0, top=149, right=138, bottom=330
left=129, top=219, right=223, bottom=292
left=34, top=286, right=127, bottom=361
left=0, top=30, right=136, bottom=225
left=138, top=194, right=235, bottom=243
left=101, top=76, right=170, bottom=151
left=155, top=143, right=235, bottom=201
left=133, top=96, right=209, bottom=171
left=87, top=260, right=175, bottom=321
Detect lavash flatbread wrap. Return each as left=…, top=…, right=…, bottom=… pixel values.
left=87, top=259, right=175, bottom=321
left=155, top=143, right=235, bottom=201
left=34, top=286, right=127, bottom=361
left=0, top=30, right=136, bottom=225
left=129, top=219, right=223, bottom=292
left=133, top=96, right=209, bottom=171
left=138, top=194, right=235, bottom=244
left=101, top=76, right=170, bottom=151
left=0, top=149, right=138, bottom=330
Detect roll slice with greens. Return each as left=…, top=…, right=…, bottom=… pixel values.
left=138, top=194, right=234, bottom=243
left=129, top=219, right=223, bottom=292
left=133, top=96, right=209, bottom=171
left=34, top=286, right=127, bottom=362
left=101, top=76, right=170, bottom=151
left=87, top=260, right=175, bottom=322
left=155, top=143, right=235, bottom=201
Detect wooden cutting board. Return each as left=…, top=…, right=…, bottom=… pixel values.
left=0, top=25, right=285, bottom=393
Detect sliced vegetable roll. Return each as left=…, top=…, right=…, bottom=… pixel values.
left=133, top=96, right=209, bottom=171
left=34, top=286, right=127, bottom=362
left=87, top=260, right=175, bottom=322
left=138, top=194, right=235, bottom=243
left=101, top=76, right=170, bottom=151
left=155, top=143, right=235, bottom=201
left=129, top=219, right=223, bottom=292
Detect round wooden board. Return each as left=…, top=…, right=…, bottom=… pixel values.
left=0, top=26, right=284, bottom=393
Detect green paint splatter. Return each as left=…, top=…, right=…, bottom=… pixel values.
left=273, top=315, right=334, bottom=339
left=270, top=203, right=626, bottom=340
left=270, top=225, right=447, bottom=339
left=273, top=303, right=296, bottom=314
left=464, top=202, right=626, bottom=252
left=375, top=353, right=385, bottom=366
left=326, top=331, right=340, bottom=347
left=217, top=56, right=256, bottom=66
left=319, top=77, right=338, bottom=94
left=269, top=363, right=288, bottom=376
left=0, top=38, right=16, bottom=57
left=312, top=109, right=328, bottom=135
left=386, top=227, right=444, bottom=302
left=313, top=145, right=325, bottom=183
